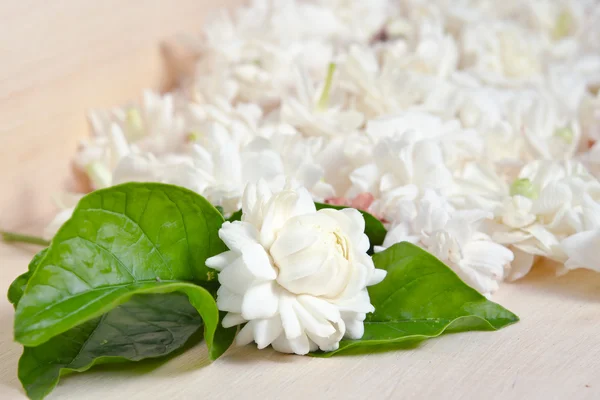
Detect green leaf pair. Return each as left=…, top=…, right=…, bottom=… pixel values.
left=11, top=183, right=235, bottom=400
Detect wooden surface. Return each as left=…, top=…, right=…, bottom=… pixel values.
left=0, top=0, right=240, bottom=232
left=1, top=242, right=599, bottom=399
left=1, top=1, right=600, bottom=399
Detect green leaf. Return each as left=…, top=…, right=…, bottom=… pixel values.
left=14, top=183, right=227, bottom=348
left=8, top=249, right=48, bottom=308
left=228, top=203, right=387, bottom=252
left=19, top=292, right=204, bottom=400
left=314, top=242, right=518, bottom=357
left=315, top=202, right=386, bottom=252
left=210, top=311, right=239, bottom=360
left=227, top=209, right=243, bottom=222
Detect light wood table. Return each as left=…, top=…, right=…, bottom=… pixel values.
left=1, top=2, right=599, bottom=399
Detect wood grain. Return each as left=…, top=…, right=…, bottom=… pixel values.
left=0, top=1, right=599, bottom=399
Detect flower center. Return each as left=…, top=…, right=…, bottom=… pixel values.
left=126, top=108, right=144, bottom=131
left=554, top=126, right=573, bottom=144
left=332, top=230, right=350, bottom=260
left=552, top=10, right=573, bottom=40
left=509, top=178, right=538, bottom=199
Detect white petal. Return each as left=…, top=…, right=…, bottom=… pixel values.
left=241, top=281, right=279, bottom=320
left=562, top=230, right=600, bottom=272
left=461, top=241, right=513, bottom=280
left=453, top=264, right=498, bottom=298
left=306, top=332, right=340, bottom=353
left=218, top=257, right=255, bottom=294
left=342, top=312, right=366, bottom=340
left=260, top=191, right=304, bottom=248
left=367, top=269, right=387, bottom=286
left=305, top=319, right=345, bottom=352
left=349, top=163, right=379, bottom=193
left=333, top=290, right=375, bottom=313
left=337, top=261, right=370, bottom=300
left=532, top=183, right=571, bottom=215
left=288, top=333, right=311, bottom=355
left=236, top=321, right=255, bottom=346
left=222, top=313, right=246, bottom=328
left=321, top=208, right=365, bottom=245
left=279, top=294, right=302, bottom=339
left=109, top=123, right=131, bottom=163
left=297, top=295, right=341, bottom=323
left=241, top=242, right=277, bottom=280
left=253, top=317, right=284, bottom=349
left=206, top=250, right=238, bottom=272
left=506, top=247, right=536, bottom=281
left=292, top=301, right=336, bottom=338
left=271, top=334, right=301, bottom=354
left=219, top=222, right=259, bottom=253
left=269, top=224, right=320, bottom=261
left=381, top=223, right=420, bottom=249
left=216, top=286, right=243, bottom=313
left=582, top=194, right=600, bottom=230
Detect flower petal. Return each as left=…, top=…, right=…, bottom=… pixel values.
left=206, top=250, right=238, bottom=272
left=292, top=301, right=337, bottom=338
left=506, top=247, right=536, bottom=281
left=562, top=230, right=600, bottom=272
left=219, top=221, right=259, bottom=253
left=236, top=321, right=255, bottom=346
left=297, top=295, right=341, bottom=323
left=241, top=242, right=277, bottom=280
left=279, top=293, right=302, bottom=339
left=367, top=268, right=387, bottom=286
left=242, top=281, right=279, bottom=320
left=341, top=311, right=366, bottom=340
left=253, top=317, right=284, bottom=349
left=217, top=286, right=243, bottom=313
left=222, top=313, right=246, bottom=328
left=218, top=256, right=255, bottom=294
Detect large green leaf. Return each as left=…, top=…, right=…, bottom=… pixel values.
left=14, top=183, right=227, bottom=349
left=19, top=292, right=204, bottom=400
left=8, top=249, right=48, bottom=308
left=314, top=202, right=386, bottom=252
left=314, top=242, right=518, bottom=357
left=228, top=203, right=386, bottom=252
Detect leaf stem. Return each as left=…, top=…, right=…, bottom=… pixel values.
left=1, top=231, right=50, bottom=246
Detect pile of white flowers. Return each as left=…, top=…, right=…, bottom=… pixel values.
left=50, top=0, right=600, bottom=298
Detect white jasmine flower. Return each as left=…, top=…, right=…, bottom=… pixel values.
left=461, top=21, right=544, bottom=86
left=351, top=138, right=451, bottom=198
left=378, top=190, right=513, bottom=297
left=561, top=192, right=600, bottom=272
left=206, top=181, right=386, bottom=355
left=74, top=125, right=132, bottom=189
left=506, top=94, right=581, bottom=160
left=78, top=91, right=187, bottom=188
left=281, top=64, right=364, bottom=137
left=88, top=90, right=187, bottom=155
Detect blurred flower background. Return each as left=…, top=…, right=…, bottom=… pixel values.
left=50, top=0, right=600, bottom=298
